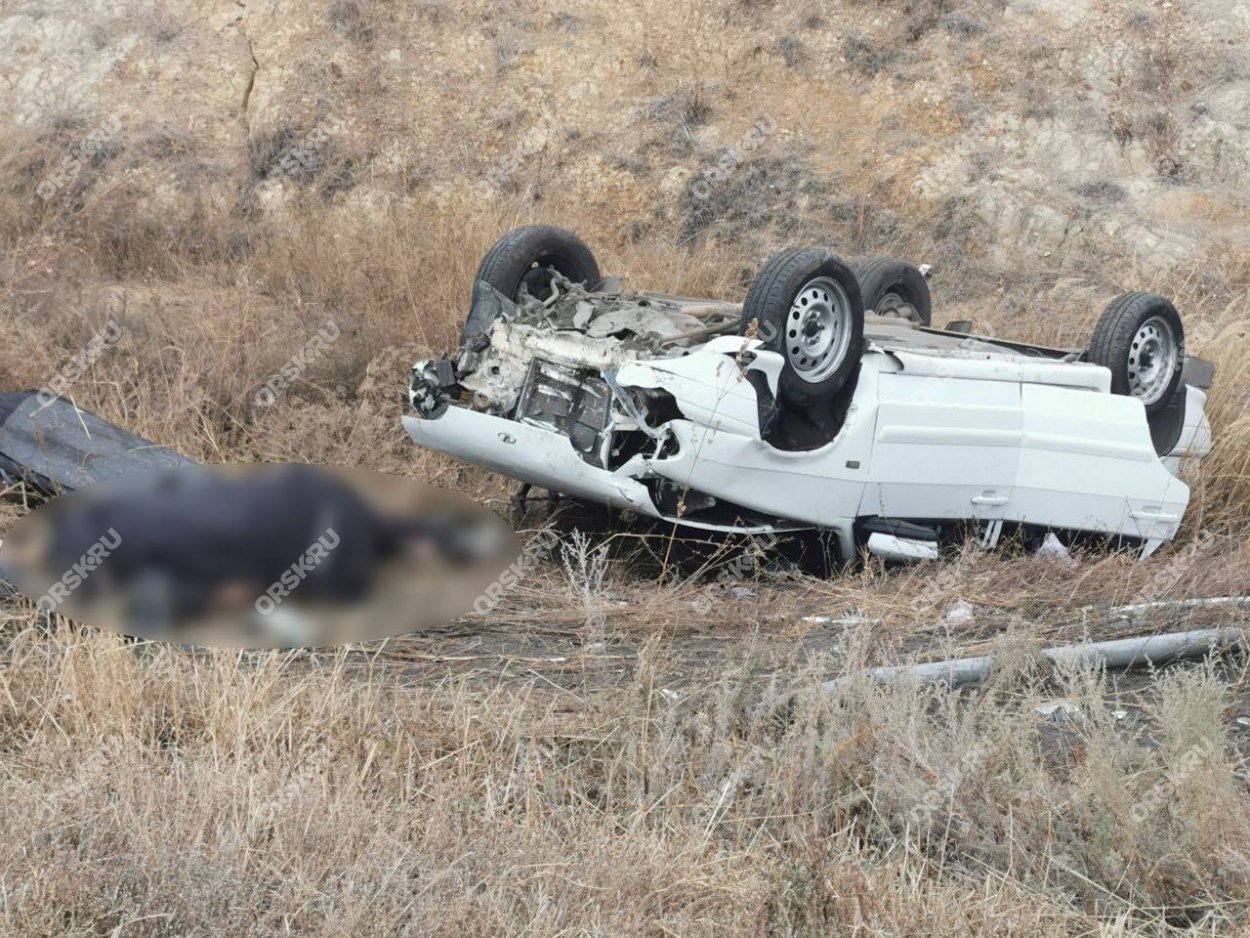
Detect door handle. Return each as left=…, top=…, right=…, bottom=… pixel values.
left=1130, top=509, right=1179, bottom=522
left=971, top=494, right=1009, bottom=507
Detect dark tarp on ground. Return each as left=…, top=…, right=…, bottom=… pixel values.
left=0, top=391, right=194, bottom=495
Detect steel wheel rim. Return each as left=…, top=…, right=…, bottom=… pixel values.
left=1128, top=315, right=1178, bottom=406
left=786, top=277, right=853, bottom=382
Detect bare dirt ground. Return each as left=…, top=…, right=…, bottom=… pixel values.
left=3, top=0, right=1250, bottom=934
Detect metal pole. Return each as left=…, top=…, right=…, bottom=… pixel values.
left=824, top=626, right=1246, bottom=691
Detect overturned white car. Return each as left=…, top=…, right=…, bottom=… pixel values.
left=404, top=226, right=1213, bottom=561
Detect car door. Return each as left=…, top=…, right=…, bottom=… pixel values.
left=865, top=370, right=1023, bottom=523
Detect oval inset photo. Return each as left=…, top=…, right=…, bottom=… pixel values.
left=1, top=463, right=518, bottom=648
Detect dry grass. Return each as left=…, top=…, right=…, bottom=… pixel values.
left=3, top=0, right=1250, bottom=931
left=1, top=625, right=1249, bottom=935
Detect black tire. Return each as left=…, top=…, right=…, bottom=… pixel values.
left=742, top=248, right=864, bottom=413
left=854, top=257, right=932, bottom=326
left=464, top=225, right=600, bottom=341
left=1088, top=292, right=1185, bottom=415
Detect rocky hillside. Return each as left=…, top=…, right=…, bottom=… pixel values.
left=6, top=0, right=1249, bottom=276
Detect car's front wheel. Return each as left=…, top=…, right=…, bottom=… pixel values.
left=462, top=225, right=601, bottom=343
left=742, top=248, right=865, bottom=417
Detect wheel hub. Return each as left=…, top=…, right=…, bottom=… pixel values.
left=519, top=260, right=560, bottom=302
left=1127, top=315, right=1178, bottom=406
left=873, top=291, right=920, bottom=324
left=786, top=277, right=853, bottom=383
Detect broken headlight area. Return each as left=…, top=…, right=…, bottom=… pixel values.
left=409, top=338, right=690, bottom=476
left=409, top=360, right=458, bottom=418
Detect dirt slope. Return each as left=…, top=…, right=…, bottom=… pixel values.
left=5, top=0, right=1249, bottom=281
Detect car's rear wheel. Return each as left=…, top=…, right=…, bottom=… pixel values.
left=463, top=225, right=601, bottom=342
left=742, top=248, right=864, bottom=415
left=1088, top=292, right=1185, bottom=415
left=854, top=257, right=932, bottom=326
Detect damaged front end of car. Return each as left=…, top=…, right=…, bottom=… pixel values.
left=406, top=276, right=809, bottom=538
